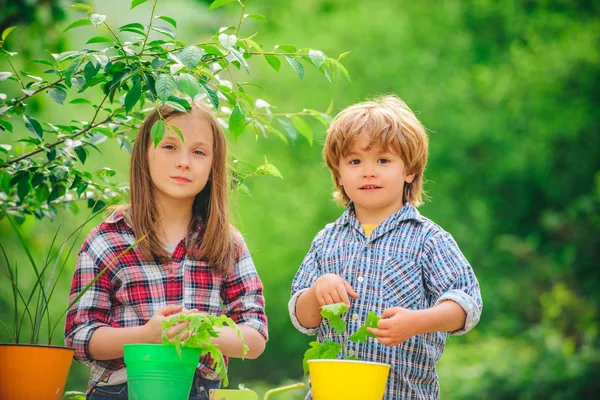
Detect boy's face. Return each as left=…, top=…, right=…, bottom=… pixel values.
left=338, top=134, right=415, bottom=224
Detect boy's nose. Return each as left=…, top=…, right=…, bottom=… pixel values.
left=361, top=165, right=377, bottom=178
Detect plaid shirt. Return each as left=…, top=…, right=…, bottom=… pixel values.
left=289, top=202, right=482, bottom=399
left=65, top=210, right=268, bottom=391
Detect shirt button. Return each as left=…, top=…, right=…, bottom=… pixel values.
left=352, top=313, right=359, bottom=321
left=348, top=349, right=355, bottom=357
left=357, top=276, right=364, bottom=283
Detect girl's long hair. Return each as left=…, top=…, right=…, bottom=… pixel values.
left=128, top=102, right=235, bottom=274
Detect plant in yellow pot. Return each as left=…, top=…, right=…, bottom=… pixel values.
left=303, top=303, right=391, bottom=400
left=0, top=207, right=142, bottom=400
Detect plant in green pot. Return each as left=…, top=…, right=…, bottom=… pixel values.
left=0, top=207, right=141, bottom=400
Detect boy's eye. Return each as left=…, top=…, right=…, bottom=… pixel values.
left=349, top=159, right=361, bottom=165
left=193, top=150, right=205, bottom=156
left=378, top=158, right=390, bottom=164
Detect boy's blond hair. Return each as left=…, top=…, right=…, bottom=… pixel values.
left=323, top=94, right=429, bottom=207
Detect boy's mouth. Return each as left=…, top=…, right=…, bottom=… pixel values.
left=359, top=185, right=382, bottom=190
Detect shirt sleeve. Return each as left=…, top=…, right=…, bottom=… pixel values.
left=421, top=230, right=483, bottom=335
left=64, top=237, right=112, bottom=364
left=288, top=232, right=323, bottom=336
left=220, top=233, right=268, bottom=341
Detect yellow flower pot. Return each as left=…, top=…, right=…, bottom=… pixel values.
left=308, top=359, right=390, bottom=400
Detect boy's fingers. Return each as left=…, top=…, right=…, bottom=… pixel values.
left=343, top=280, right=360, bottom=298
left=367, top=327, right=386, bottom=337
left=336, top=286, right=351, bottom=305
left=381, top=308, right=398, bottom=319
left=324, top=293, right=335, bottom=305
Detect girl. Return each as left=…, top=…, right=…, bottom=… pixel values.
left=65, top=102, right=268, bottom=400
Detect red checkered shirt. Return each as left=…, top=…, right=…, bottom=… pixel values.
left=64, top=210, right=268, bottom=391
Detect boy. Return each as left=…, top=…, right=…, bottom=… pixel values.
left=289, top=95, right=482, bottom=399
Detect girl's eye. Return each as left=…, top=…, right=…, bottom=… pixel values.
left=349, top=159, right=361, bottom=165
left=163, top=144, right=175, bottom=150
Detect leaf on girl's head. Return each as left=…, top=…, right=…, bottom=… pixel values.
left=349, top=311, right=380, bottom=343
left=302, top=339, right=342, bottom=375
left=320, top=302, right=348, bottom=335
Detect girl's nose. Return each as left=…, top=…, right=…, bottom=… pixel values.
left=176, top=155, right=191, bottom=169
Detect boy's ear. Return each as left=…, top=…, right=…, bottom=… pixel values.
left=405, top=173, right=416, bottom=184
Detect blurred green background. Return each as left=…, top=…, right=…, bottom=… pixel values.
left=1, top=0, right=599, bottom=398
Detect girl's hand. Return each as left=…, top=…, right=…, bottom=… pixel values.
left=366, top=307, right=419, bottom=346
left=142, top=304, right=199, bottom=343
left=312, top=273, right=359, bottom=307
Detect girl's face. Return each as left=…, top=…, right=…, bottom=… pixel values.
left=147, top=113, right=214, bottom=208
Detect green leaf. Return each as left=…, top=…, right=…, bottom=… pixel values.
left=64, top=19, right=92, bottom=32
left=309, top=49, right=326, bottom=69
left=302, top=340, right=342, bottom=375
left=276, top=117, right=296, bottom=140
left=156, top=74, right=177, bottom=104
left=292, top=116, right=313, bottom=146
left=150, top=25, right=175, bottom=39
left=209, top=0, right=237, bottom=11
left=218, top=33, right=237, bottom=50
left=90, top=14, right=107, bottom=27
left=285, top=56, right=304, bottom=80
left=320, top=302, right=348, bottom=335
left=0, top=120, right=13, bottom=132
left=170, top=125, right=185, bottom=142
left=69, top=98, right=91, bottom=104
left=74, top=146, right=87, bottom=164
left=35, top=183, right=50, bottom=203
left=131, top=0, right=150, bottom=9
left=69, top=3, right=92, bottom=11
left=350, top=311, right=380, bottom=343
left=330, top=58, right=351, bottom=82
left=86, top=36, right=114, bottom=44
left=244, top=13, right=267, bottom=22
left=64, top=58, right=82, bottom=87
left=0, top=72, right=13, bottom=82
left=17, top=175, right=31, bottom=200
left=24, top=115, right=43, bottom=140
left=229, top=106, right=247, bottom=139
left=0, top=144, right=11, bottom=153
left=201, top=83, right=219, bottom=109
left=2, top=26, right=17, bottom=41
left=276, top=44, right=297, bottom=53
left=156, top=16, right=177, bottom=28
left=118, top=22, right=145, bottom=32
left=96, top=167, right=116, bottom=177
left=150, top=119, right=165, bottom=147
left=256, top=160, right=283, bottom=179
left=264, top=55, right=280, bottom=72
left=179, top=46, right=204, bottom=69
left=338, top=51, right=351, bottom=61
left=48, top=87, right=67, bottom=105
left=125, top=82, right=142, bottom=113
left=177, top=73, right=199, bottom=99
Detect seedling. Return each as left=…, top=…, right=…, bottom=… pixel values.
left=162, top=312, right=248, bottom=387
left=302, top=302, right=381, bottom=373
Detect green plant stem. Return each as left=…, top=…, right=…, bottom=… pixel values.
left=0, top=95, right=112, bottom=168
left=5, top=55, right=25, bottom=90
left=139, top=0, right=159, bottom=56
left=235, top=0, right=248, bottom=36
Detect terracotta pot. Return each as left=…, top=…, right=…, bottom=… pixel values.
left=0, top=343, right=74, bottom=400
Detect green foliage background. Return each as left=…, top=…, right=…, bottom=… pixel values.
left=1, top=0, right=599, bottom=398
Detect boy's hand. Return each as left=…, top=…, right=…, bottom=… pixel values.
left=367, top=307, right=418, bottom=346
left=142, top=304, right=199, bottom=344
left=312, top=273, right=359, bottom=306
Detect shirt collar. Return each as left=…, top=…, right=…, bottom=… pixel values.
left=334, top=201, right=423, bottom=237
left=104, top=208, right=132, bottom=228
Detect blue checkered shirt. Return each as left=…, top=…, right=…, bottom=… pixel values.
left=289, top=202, right=482, bottom=399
